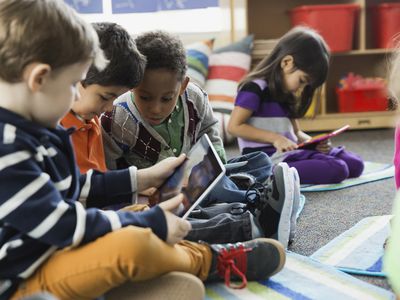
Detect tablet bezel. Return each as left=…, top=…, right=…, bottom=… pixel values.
left=153, top=134, right=226, bottom=219
left=180, top=134, right=226, bottom=219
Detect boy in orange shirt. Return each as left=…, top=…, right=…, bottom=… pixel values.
left=61, top=22, right=146, bottom=173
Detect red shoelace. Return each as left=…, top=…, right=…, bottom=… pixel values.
left=217, top=245, right=252, bottom=289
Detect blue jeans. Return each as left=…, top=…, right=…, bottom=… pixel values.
left=204, top=151, right=273, bottom=205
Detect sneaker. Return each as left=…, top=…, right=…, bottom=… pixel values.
left=206, top=238, right=285, bottom=289
left=229, top=172, right=256, bottom=190
left=105, top=272, right=205, bottom=300
left=289, top=167, right=301, bottom=243
left=247, top=162, right=294, bottom=248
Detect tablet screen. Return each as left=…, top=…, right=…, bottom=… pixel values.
left=149, top=134, right=225, bottom=218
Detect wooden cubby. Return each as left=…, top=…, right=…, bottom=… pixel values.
left=243, top=0, right=398, bottom=131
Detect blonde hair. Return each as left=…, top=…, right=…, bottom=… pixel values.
left=0, top=0, right=107, bottom=83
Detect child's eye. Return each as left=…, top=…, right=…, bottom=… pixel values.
left=140, top=96, right=150, bottom=101
left=162, top=97, right=173, bottom=102
left=99, top=95, right=109, bottom=101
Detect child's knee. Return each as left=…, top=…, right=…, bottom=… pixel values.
left=328, top=159, right=349, bottom=183
left=347, top=157, right=364, bottom=178
left=108, top=226, right=155, bottom=261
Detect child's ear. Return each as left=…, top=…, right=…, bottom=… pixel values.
left=179, top=76, right=190, bottom=95
left=23, top=63, right=51, bottom=92
left=280, top=55, right=294, bottom=72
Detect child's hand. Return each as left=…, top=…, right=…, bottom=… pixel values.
left=297, top=130, right=312, bottom=143
left=316, top=139, right=332, bottom=154
left=273, top=135, right=298, bottom=152
left=137, top=154, right=187, bottom=192
left=159, top=194, right=192, bottom=245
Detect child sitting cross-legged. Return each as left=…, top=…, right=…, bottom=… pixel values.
left=0, top=1, right=286, bottom=299
left=227, top=27, right=364, bottom=185
left=101, top=30, right=301, bottom=248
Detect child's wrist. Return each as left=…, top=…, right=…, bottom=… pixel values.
left=137, top=168, right=151, bottom=192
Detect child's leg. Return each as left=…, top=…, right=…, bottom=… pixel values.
left=11, top=226, right=211, bottom=300
left=226, top=151, right=273, bottom=183
left=329, top=146, right=364, bottom=178
left=188, top=205, right=258, bottom=243
left=284, top=150, right=349, bottom=184
left=384, top=193, right=400, bottom=297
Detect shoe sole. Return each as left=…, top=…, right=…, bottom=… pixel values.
left=252, top=238, right=286, bottom=277
left=289, top=167, right=300, bottom=242
left=275, top=163, right=294, bottom=249
left=105, top=271, right=205, bottom=300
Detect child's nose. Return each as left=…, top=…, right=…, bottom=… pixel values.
left=151, top=102, right=163, bottom=114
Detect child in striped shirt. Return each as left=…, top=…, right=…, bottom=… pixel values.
left=0, top=1, right=285, bottom=299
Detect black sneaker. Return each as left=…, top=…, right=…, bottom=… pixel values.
left=246, top=162, right=294, bottom=249
left=206, top=238, right=285, bottom=289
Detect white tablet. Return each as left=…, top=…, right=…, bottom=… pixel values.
left=149, top=134, right=226, bottom=219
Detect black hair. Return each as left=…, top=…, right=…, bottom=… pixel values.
left=82, top=22, right=146, bottom=89
left=134, top=30, right=187, bottom=81
left=239, top=26, right=330, bottom=118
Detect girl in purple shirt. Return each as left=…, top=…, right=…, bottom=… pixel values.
left=228, top=27, right=364, bottom=184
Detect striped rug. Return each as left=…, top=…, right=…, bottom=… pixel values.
left=311, top=215, right=392, bottom=277
left=206, top=252, right=394, bottom=299
left=300, top=162, right=394, bottom=192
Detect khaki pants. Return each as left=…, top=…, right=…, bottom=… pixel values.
left=12, top=226, right=212, bottom=300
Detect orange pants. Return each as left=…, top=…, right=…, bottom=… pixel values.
left=12, top=226, right=212, bottom=300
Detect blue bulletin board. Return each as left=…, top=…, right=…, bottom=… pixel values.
left=112, top=0, right=218, bottom=14
left=64, top=0, right=103, bottom=13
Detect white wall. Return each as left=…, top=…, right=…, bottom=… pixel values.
left=74, top=0, right=247, bottom=47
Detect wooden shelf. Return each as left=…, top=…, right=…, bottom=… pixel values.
left=245, top=0, right=396, bottom=132
left=299, top=111, right=396, bottom=132
left=333, top=49, right=393, bottom=56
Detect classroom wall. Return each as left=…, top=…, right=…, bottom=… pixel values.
left=70, top=0, right=247, bottom=47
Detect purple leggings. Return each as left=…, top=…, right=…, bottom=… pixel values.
left=282, top=146, right=364, bottom=184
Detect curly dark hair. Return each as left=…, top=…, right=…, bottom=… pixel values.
left=82, top=22, right=146, bottom=89
left=135, top=30, right=187, bottom=81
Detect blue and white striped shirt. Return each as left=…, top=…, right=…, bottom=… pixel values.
left=0, top=107, right=166, bottom=299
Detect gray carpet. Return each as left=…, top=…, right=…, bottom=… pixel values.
left=225, top=128, right=396, bottom=291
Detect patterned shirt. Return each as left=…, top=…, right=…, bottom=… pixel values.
left=146, top=97, right=184, bottom=156
left=101, top=82, right=226, bottom=170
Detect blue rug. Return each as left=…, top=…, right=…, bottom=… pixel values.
left=206, top=252, right=395, bottom=299
left=300, top=162, right=394, bottom=192
left=311, top=215, right=392, bottom=277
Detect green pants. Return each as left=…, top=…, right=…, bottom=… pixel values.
left=384, top=191, right=400, bottom=297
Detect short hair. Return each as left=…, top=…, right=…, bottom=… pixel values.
left=135, top=30, right=187, bottom=81
left=0, top=0, right=105, bottom=83
left=82, top=22, right=146, bottom=89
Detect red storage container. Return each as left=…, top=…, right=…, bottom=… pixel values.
left=373, top=3, right=400, bottom=49
left=336, top=88, right=388, bottom=112
left=290, top=4, right=360, bottom=52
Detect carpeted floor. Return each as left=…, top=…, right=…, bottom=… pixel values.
left=225, top=128, right=396, bottom=291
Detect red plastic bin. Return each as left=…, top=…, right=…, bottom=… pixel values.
left=373, top=3, right=400, bottom=49
left=290, top=4, right=360, bottom=52
left=336, top=88, right=388, bottom=112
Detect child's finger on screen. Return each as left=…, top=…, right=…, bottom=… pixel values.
left=159, top=193, right=184, bottom=211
